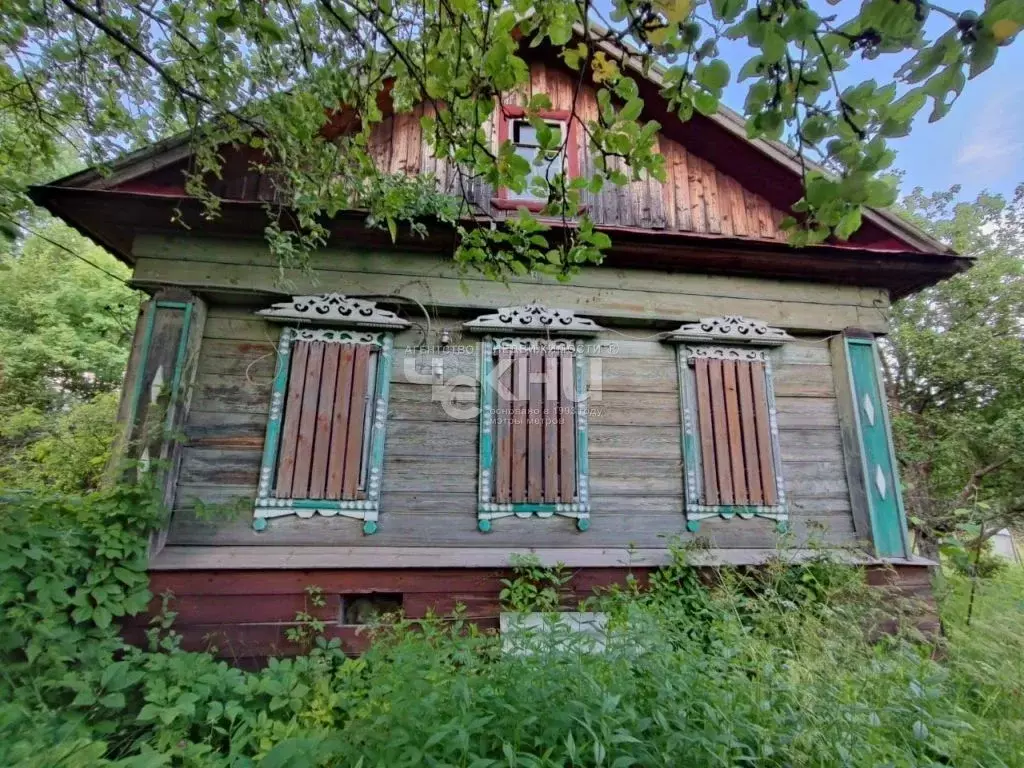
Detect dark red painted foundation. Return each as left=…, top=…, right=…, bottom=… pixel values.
left=123, top=564, right=938, bottom=663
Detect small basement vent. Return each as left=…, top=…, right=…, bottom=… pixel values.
left=340, top=594, right=403, bottom=625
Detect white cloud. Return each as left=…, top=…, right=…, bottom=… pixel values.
left=955, top=88, right=1024, bottom=184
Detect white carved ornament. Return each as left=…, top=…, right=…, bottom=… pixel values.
left=463, top=303, right=605, bottom=336
left=257, top=294, right=410, bottom=329
left=663, top=316, right=795, bottom=347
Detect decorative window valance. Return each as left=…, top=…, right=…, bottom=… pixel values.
left=662, top=316, right=794, bottom=347
left=463, top=303, right=605, bottom=336
left=257, top=293, right=410, bottom=329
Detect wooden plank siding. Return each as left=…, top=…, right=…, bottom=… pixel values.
left=162, top=303, right=859, bottom=561
left=131, top=236, right=892, bottom=335
left=360, top=60, right=786, bottom=242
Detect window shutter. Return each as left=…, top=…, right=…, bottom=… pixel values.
left=692, top=358, right=777, bottom=506
left=492, top=348, right=577, bottom=504
left=274, top=340, right=377, bottom=501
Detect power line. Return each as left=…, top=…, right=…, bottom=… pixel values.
left=0, top=210, right=132, bottom=286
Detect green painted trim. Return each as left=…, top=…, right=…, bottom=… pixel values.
left=674, top=346, right=788, bottom=528
left=126, top=301, right=158, bottom=430
left=163, top=300, right=194, bottom=434
left=253, top=328, right=393, bottom=534
left=477, top=337, right=590, bottom=530
left=844, top=337, right=910, bottom=558
left=477, top=338, right=495, bottom=510
left=154, top=300, right=191, bottom=310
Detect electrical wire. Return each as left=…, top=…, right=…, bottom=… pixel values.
left=0, top=210, right=131, bottom=286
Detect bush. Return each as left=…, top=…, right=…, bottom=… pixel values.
left=1, top=486, right=1023, bottom=766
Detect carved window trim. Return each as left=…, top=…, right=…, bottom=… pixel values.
left=257, top=293, right=411, bottom=329
left=663, top=317, right=790, bottom=533
left=475, top=335, right=591, bottom=532
left=463, top=303, right=605, bottom=337
left=253, top=295, right=403, bottom=535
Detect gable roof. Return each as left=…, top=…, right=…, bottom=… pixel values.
left=30, top=29, right=967, bottom=298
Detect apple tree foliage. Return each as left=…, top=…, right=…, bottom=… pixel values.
left=1, top=0, right=1022, bottom=277
left=889, top=183, right=1024, bottom=555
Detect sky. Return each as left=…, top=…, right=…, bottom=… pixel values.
left=625, top=1, right=1024, bottom=204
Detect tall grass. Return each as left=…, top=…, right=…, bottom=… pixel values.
left=2, top=486, right=1022, bottom=766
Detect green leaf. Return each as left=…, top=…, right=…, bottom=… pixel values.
left=694, top=91, right=719, bottom=116
left=834, top=208, right=862, bottom=240
left=698, top=60, right=730, bottom=90
left=93, top=606, right=112, bottom=629
left=100, top=693, right=126, bottom=710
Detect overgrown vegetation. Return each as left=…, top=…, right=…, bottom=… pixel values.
left=0, top=216, right=139, bottom=492
left=889, top=183, right=1024, bottom=558
left=3, top=0, right=1024, bottom=272
left=2, top=486, right=1023, bottom=767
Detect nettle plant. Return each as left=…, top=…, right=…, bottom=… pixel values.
left=3, top=0, right=1023, bottom=274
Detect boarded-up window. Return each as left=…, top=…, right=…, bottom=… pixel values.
left=689, top=357, right=778, bottom=506
left=274, top=340, right=379, bottom=500
left=490, top=347, right=578, bottom=504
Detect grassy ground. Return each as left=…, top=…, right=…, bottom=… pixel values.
left=3, top=487, right=1024, bottom=766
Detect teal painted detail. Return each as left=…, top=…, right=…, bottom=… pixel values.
left=163, top=300, right=194, bottom=434
left=126, top=301, right=158, bottom=430
left=476, top=337, right=590, bottom=530
left=252, top=518, right=267, bottom=532
left=576, top=518, right=589, bottom=531
left=775, top=520, right=789, bottom=534
left=675, top=347, right=788, bottom=529
left=846, top=337, right=910, bottom=558
left=253, top=329, right=394, bottom=532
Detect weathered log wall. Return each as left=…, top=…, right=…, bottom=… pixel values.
left=366, top=60, right=789, bottom=239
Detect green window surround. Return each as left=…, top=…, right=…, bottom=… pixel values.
left=464, top=304, right=605, bottom=533
left=475, top=336, right=591, bottom=532
left=251, top=294, right=409, bottom=535
left=663, top=316, right=794, bottom=534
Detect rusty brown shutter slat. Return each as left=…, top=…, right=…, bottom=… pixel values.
left=707, top=359, right=733, bottom=504
left=325, top=344, right=356, bottom=500
left=342, top=345, right=371, bottom=499
left=737, top=361, right=764, bottom=504
left=527, top=351, right=543, bottom=502
left=543, top=353, right=560, bottom=502
left=558, top=352, right=576, bottom=502
left=511, top=352, right=528, bottom=501
left=693, top=358, right=718, bottom=505
left=722, top=361, right=748, bottom=504
left=275, top=341, right=308, bottom=497
left=309, top=343, right=340, bottom=499
left=750, top=361, right=777, bottom=505
left=495, top=351, right=512, bottom=503
left=291, top=342, right=325, bottom=498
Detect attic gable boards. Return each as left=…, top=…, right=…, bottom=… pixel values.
left=91, top=51, right=918, bottom=252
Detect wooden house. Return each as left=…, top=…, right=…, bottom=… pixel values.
left=32, top=37, right=966, bottom=660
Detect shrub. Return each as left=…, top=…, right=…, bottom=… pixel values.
left=1, top=486, right=1023, bottom=766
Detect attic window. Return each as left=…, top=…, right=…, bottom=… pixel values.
left=494, top=106, right=579, bottom=212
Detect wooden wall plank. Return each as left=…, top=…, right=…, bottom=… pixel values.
left=134, top=237, right=891, bottom=324
left=342, top=345, right=371, bottom=498
left=326, top=344, right=356, bottom=499
left=751, top=361, right=777, bottom=505
left=511, top=354, right=528, bottom=501
left=558, top=354, right=576, bottom=502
